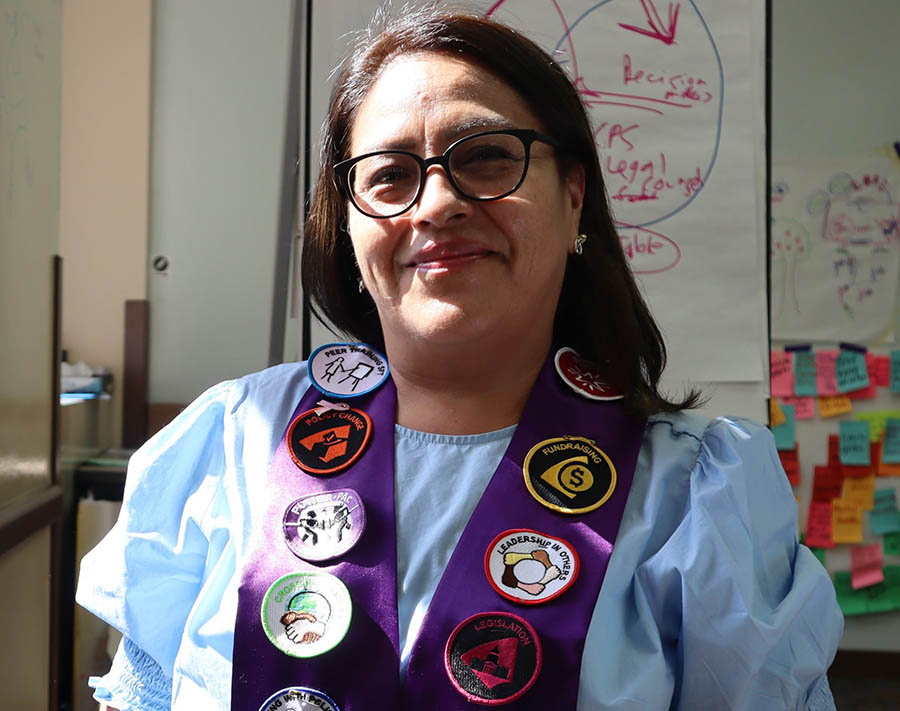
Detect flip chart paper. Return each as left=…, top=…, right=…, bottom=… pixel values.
left=815, top=350, right=839, bottom=395
left=841, top=474, right=875, bottom=510
left=818, top=395, right=852, bottom=418
left=835, top=566, right=900, bottom=617
left=804, top=501, right=833, bottom=549
left=793, top=351, right=817, bottom=396
left=771, top=404, right=795, bottom=451
left=850, top=543, right=884, bottom=590
left=836, top=351, right=870, bottom=393
left=770, top=351, right=794, bottom=397
left=839, top=421, right=871, bottom=466
left=881, top=418, right=900, bottom=463
left=781, top=396, right=815, bottom=420
left=832, top=498, right=864, bottom=544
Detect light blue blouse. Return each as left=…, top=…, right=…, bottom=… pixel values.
left=76, top=363, right=842, bottom=710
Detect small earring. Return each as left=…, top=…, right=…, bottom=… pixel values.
left=358, top=277, right=366, bottom=293
left=574, top=233, right=587, bottom=255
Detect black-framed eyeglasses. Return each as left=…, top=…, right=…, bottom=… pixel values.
left=334, top=128, right=559, bottom=219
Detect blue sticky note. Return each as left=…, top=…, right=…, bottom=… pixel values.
left=836, top=350, right=870, bottom=393
left=883, top=419, right=900, bottom=464
left=771, top=404, right=796, bottom=451
left=869, top=490, right=900, bottom=535
left=839, top=420, right=871, bottom=465
left=892, top=350, right=900, bottom=394
left=793, top=351, right=817, bottom=396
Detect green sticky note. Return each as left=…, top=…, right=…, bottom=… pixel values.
left=771, top=404, right=796, bottom=451
left=810, top=546, right=826, bottom=567
left=885, top=532, right=900, bottom=557
left=883, top=419, right=900, bottom=463
left=855, top=410, right=900, bottom=442
left=891, top=351, right=900, bottom=394
left=834, top=566, right=900, bottom=616
left=836, top=350, right=870, bottom=393
left=793, top=351, right=817, bottom=396
left=839, top=420, right=871, bottom=465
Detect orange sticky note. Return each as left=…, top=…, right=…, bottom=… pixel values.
left=818, top=395, right=852, bottom=418
left=832, top=498, right=864, bottom=543
left=850, top=543, right=884, bottom=589
left=841, top=473, right=876, bottom=509
left=876, top=441, right=900, bottom=477
left=769, top=398, right=787, bottom=427
left=805, top=501, right=834, bottom=548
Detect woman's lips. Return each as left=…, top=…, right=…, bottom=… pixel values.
left=407, top=243, right=495, bottom=271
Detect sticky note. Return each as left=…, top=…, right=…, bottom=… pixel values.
left=832, top=498, right=864, bottom=543
left=835, top=566, right=900, bottom=617
left=812, top=465, right=843, bottom=502
left=805, top=501, right=834, bottom=548
left=877, top=441, right=900, bottom=477
left=841, top=473, right=875, bottom=510
left=818, top=395, right=852, bottom=418
left=855, top=410, right=900, bottom=443
left=847, top=353, right=878, bottom=399
left=769, top=398, right=786, bottom=427
left=850, top=543, right=884, bottom=590
left=869, top=489, right=900, bottom=536
left=770, top=351, right=794, bottom=397
left=778, top=447, right=800, bottom=486
left=836, top=350, right=870, bottom=393
left=816, top=350, right=839, bottom=395
left=840, top=421, right=871, bottom=465
left=793, top=351, right=817, bottom=396
left=771, top=404, right=796, bottom=451
left=885, top=532, right=900, bottom=556
left=781, top=396, right=814, bottom=420
left=891, top=350, right=900, bottom=393
left=873, top=355, right=891, bottom=387
left=882, top=418, right=900, bottom=463
left=827, top=434, right=840, bottom=467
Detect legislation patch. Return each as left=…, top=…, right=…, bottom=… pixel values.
left=554, top=347, right=623, bottom=401
left=484, top=529, right=580, bottom=605
left=523, top=436, right=617, bottom=514
left=308, top=342, right=389, bottom=398
left=258, top=687, right=341, bottom=711
left=444, top=611, right=542, bottom=705
left=287, top=406, right=372, bottom=476
left=283, top=489, right=366, bottom=562
left=261, top=572, right=352, bottom=658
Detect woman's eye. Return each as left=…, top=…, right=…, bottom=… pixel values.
left=356, top=162, right=415, bottom=192
left=459, top=144, right=518, bottom=165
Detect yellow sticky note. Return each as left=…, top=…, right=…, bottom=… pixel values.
left=841, top=473, right=876, bottom=510
left=832, top=498, right=864, bottom=543
left=819, top=395, right=852, bottom=418
left=770, top=398, right=787, bottom=427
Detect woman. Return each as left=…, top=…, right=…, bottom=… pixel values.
left=78, top=7, right=842, bottom=710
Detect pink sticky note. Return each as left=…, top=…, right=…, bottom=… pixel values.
left=816, top=350, right=839, bottom=396
left=850, top=542, right=884, bottom=589
left=781, top=396, right=815, bottom=420
left=805, top=501, right=834, bottom=548
left=873, top=355, right=891, bottom=388
left=771, top=351, right=794, bottom=397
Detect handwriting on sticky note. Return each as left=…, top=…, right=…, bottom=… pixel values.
left=816, top=350, right=839, bottom=396
left=855, top=410, right=900, bottom=443
left=850, top=543, right=884, bottom=590
left=877, top=440, right=900, bottom=477
left=793, top=351, right=817, bottom=396
left=886, top=533, right=900, bottom=556
left=869, top=489, right=900, bottom=536
left=769, top=398, right=786, bottom=427
left=812, top=465, right=843, bottom=502
left=770, top=351, right=794, bottom=397
left=771, top=404, right=795, bottom=451
left=778, top=447, right=800, bottom=486
left=891, top=350, right=900, bottom=394
left=781, top=396, right=815, bottom=420
left=848, top=354, right=878, bottom=400
left=832, top=498, right=864, bottom=544
left=840, top=421, right=871, bottom=465
left=805, top=501, right=833, bottom=548
left=842, top=474, right=875, bottom=510
left=873, top=355, right=891, bottom=388
left=836, top=351, right=870, bottom=393
left=882, top=418, right=900, bottom=464
left=819, top=395, right=852, bottom=418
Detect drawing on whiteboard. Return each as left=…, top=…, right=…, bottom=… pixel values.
left=619, top=0, right=680, bottom=46
left=771, top=214, right=810, bottom=317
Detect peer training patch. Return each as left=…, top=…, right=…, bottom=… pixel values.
left=308, top=342, right=389, bottom=398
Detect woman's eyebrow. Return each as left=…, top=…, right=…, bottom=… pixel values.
left=355, top=117, right=518, bottom=155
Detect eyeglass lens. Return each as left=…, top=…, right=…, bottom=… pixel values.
left=347, top=132, right=529, bottom=217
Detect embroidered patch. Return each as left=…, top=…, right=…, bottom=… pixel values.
left=554, top=347, right=623, bottom=401
left=261, top=572, right=352, bottom=658
left=258, top=687, right=341, bottom=711
left=444, top=611, right=542, bottom=705
left=484, top=529, right=580, bottom=605
left=283, top=489, right=366, bottom=562
left=308, top=342, right=389, bottom=398
left=523, top=437, right=617, bottom=514
left=287, top=407, right=372, bottom=476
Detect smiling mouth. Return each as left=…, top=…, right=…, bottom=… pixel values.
left=408, top=248, right=495, bottom=271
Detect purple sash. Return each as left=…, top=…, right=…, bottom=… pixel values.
left=231, top=352, right=645, bottom=709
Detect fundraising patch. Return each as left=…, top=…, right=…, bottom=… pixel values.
left=554, top=347, right=623, bottom=401
left=523, top=437, right=617, bottom=514
left=261, top=572, right=352, bottom=658
left=444, top=611, right=542, bottom=705
left=308, top=342, right=389, bottom=398
left=484, top=529, right=579, bottom=605
left=258, top=687, right=341, bottom=711
left=287, top=407, right=372, bottom=475
left=283, top=489, right=366, bottom=562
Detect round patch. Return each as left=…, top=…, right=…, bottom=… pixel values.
left=523, top=437, right=617, bottom=514
left=484, top=529, right=580, bottom=605
left=444, top=611, right=542, bottom=705
left=287, top=407, right=372, bottom=476
left=308, top=342, right=389, bottom=399
left=261, top=572, right=352, bottom=658
left=554, top=347, right=623, bottom=400
left=283, top=489, right=366, bottom=562
left=258, top=687, right=341, bottom=711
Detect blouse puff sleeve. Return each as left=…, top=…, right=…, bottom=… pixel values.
left=75, top=379, right=236, bottom=710
left=634, top=417, right=843, bottom=710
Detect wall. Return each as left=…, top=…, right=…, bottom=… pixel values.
left=58, top=0, right=152, bottom=446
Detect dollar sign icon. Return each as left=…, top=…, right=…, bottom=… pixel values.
left=540, top=456, right=594, bottom=498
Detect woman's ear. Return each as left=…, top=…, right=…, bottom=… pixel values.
left=565, top=164, right=586, bottom=233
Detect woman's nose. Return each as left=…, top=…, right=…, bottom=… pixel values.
left=410, top=166, right=473, bottom=227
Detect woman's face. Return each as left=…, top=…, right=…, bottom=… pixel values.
left=346, top=52, right=584, bottom=356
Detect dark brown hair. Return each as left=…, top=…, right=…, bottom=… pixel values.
left=301, top=5, right=702, bottom=416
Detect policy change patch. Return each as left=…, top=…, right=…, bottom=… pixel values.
left=484, top=529, right=580, bottom=605
left=287, top=406, right=372, bottom=476
left=444, top=611, right=542, bottom=705
left=554, top=347, right=623, bottom=401
left=283, top=489, right=366, bottom=562
left=261, top=572, right=352, bottom=658
left=258, top=687, right=341, bottom=711
left=523, top=437, right=617, bottom=514
left=308, top=342, right=389, bottom=398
